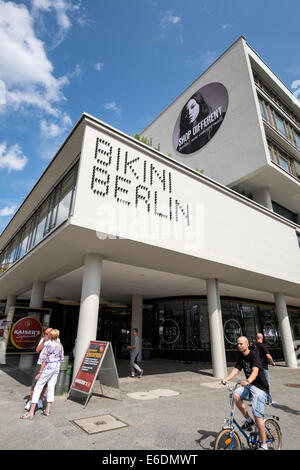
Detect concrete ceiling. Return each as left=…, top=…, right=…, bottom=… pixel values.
left=2, top=222, right=300, bottom=308
left=20, top=259, right=300, bottom=308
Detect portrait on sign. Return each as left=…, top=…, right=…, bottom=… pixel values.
left=173, top=82, right=229, bottom=155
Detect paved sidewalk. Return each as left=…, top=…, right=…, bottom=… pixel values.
left=0, top=357, right=299, bottom=451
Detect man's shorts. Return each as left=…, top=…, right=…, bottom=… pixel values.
left=235, top=384, right=268, bottom=418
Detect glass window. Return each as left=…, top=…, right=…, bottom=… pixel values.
left=259, top=99, right=266, bottom=120
left=0, top=162, right=78, bottom=276
left=286, top=124, right=295, bottom=145
left=18, top=220, right=33, bottom=258
left=43, top=193, right=56, bottom=235
left=272, top=201, right=297, bottom=222
left=240, top=303, right=259, bottom=345
left=31, top=200, right=50, bottom=248
left=0, top=248, right=9, bottom=273
left=5, top=236, right=19, bottom=265
left=184, top=300, right=210, bottom=350
left=295, top=132, right=300, bottom=150
left=221, top=301, right=243, bottom=348
left=0, top=251, right=5, bottom=273
left=275, top=114, right=287, bottom=137
left=158, top=301, right=184, bottom=350
left=278, top=153, right=290, bottom=172
left=288, top=309, right=300, bottom=342
left=258, top=305, right=281, bottom=347
left=268, top=145, right=276, bottom=162
left=50, top=166, right=77, bottom=230
left=55, top=172, right=75, bottom=227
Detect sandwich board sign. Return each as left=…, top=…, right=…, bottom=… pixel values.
left=68, top=340, right=121, bottom=408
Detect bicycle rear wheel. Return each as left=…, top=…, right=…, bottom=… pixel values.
left=264, top=418, right=282, bottom=450
left=214, top=429, right=242, bottom=450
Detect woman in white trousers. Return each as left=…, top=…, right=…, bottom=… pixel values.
left=20, top=329, right=64, bottom=419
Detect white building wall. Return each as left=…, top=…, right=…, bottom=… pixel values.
left=72, top=122, right=300, bottom=286
left=140, top=37, right=268, bottom=187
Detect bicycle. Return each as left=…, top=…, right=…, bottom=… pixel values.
left=214, top=382, right=282, bottom=450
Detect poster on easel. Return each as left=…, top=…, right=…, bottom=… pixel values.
left=68, top=340, right=121, bottom=408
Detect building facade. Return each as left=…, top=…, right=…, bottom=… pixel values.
left=0, top=36, right=299, bottom=378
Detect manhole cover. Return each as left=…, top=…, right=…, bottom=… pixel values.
left=71, top=414, right=129, bottom=435
left=284, top=384, right=300, bottom=388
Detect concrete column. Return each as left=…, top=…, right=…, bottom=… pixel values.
left=5, top=293, right=17, bottom=315
left=206, top=279, right=227, bottom=378
left=216, top=280, right=227, bottom=370
left=274, top=293, right=298, bottom=368
left=29, top=280, right=46, bottom=309
left=131, top=295, right=143, bottom=361
left=253, top=187, right=273, bottom=211
left=73, top=254, right=103, bottom=379
left=0, top=294, right=17, bottom=365
left=19, top=281, right=46, bottom=369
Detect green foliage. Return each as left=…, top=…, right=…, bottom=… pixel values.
left=134, top=133, right=148, bottom=145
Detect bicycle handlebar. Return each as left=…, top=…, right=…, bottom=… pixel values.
left=221, top=381, right=241, bottom=393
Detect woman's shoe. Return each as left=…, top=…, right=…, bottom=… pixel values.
left=20, top=412, right=33, bottom=419
left=42, top=410, right=50, bottom=416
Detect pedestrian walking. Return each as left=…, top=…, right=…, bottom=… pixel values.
left=127, top=328, right=143, bottom=377
left=253, top=333, right=275, bottom=385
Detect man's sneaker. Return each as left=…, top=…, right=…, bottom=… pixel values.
left=138, top=369, right=143, bottom=378
left=258, top=445, right=268, bottom=450
left=24, top=400, right=31, bottom=411
left=37, top=399, right=43, bottom=409
left=241, top=418, right=254, bottom=430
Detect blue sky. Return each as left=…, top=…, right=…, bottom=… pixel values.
left=1, top=0, right=300, bottom=234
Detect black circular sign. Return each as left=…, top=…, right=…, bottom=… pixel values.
left=159, top=319, right=180, bottom=345
left=173, top=82, right=228, bottom=155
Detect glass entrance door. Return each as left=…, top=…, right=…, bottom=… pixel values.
left=97, top=305, right=131, bottom=358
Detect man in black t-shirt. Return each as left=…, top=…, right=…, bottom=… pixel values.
left=221, top=336, right=269, bottom=450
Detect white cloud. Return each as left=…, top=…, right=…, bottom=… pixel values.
left=0, top=142, right=28, bottom=172
left=159, top=11, right=181, bottom=26
left=0, top=79, right=6, bottom=105
left=31, top=0, right=82, bottom=46
left=0, top=205, right=16, bottom=217
left=32, top=0, right=71, bottom=29
left=40, top=112, right=72, bottom=138
left=69, top=63, right=82, bottom=79
left=222, top=23, right=229, bottom=30
left=186, top=50, right=218, bottom=70
left=158, top=10, right=182, bottom=43
left=105, top=101, right=121, bottom=117
left=95, top=62, right=104, bottom=72
left=0, top=0, right=69, bottom=116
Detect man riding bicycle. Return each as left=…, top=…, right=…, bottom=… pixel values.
left=221, top=336, right=269, bottom=450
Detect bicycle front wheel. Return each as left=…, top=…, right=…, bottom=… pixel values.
left=214, top=429, right=242, bottom=450
left=265, top=418, right=282, bottom=450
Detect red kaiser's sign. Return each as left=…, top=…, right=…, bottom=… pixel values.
left=10, top=317, right=43, bottom=350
